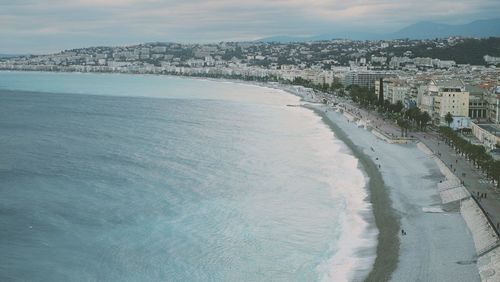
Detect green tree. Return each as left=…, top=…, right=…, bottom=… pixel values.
left=405, top=107, right=421, bottom=128
left=438, top=126, right=499, bottom=188
left=419, top=111, right=431, bottom=130
left=397, top=118, right=410, bottom=137
left=393, top=101, right=404, bottom=113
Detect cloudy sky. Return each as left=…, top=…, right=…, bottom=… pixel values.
left=1, top=0, right=499, bottom=54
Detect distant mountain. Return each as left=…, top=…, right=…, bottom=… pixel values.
left=257, top=18, right=500, bottom=42
left=257, top=32, right=376, bottom=43
left=390, top=18, right=500, bottom=39
left=257, top=36, right=308, bottom=43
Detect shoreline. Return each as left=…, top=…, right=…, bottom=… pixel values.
left=263, top=77, right=481, bottom=281
left=0, top=71, right=379, bottom=280
left=306, top=103, right=480, bottom=281
left=305, top=105, right=400, bottom=281
left=0, top=70, right=483, bottom=280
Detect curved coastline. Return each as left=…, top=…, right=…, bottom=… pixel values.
left=0, top=72, right=387, bottom=281
left=1, top=71, right=480, bottom=281
left=247, top=80, right=479, bottom=281
left=0, top=71, right=396, bottom=280
left=305, top=105, right=400, bottom=281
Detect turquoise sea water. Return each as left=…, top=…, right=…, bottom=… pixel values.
left=0, top=72, right=374, bottom=281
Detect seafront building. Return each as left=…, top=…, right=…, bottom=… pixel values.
left=470, top=123, right=500, bottom=149
left=421, top=79, right=470, bottom=126
left=343, top=70, right=395, bottom=88
left=375, top=78, right=411, bottom=105
left=488, top=90, right=500, bottom=124
left=466, top=85, right=489, bottom=120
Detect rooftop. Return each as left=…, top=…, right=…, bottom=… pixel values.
left=465, top=84, right=487, bottom=95
left=477, top=124, right=500, bottom=137
left=433, top=78, right=465, bottom=88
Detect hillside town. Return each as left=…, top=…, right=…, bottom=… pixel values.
left=1, top=38, right=499, bottom=151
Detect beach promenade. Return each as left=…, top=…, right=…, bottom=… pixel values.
left=335, top=97, right=500, bottom=236
left=300, top=89, right=500, bottom=280
left=338, top=101, right=500, bottom=281
left=312, top=102, right=480, bottom=281
left=417, top=131, right=500, bottom=233
left=278, top=85, right=498, bottom=280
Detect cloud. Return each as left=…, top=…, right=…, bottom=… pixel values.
left=0, top=0, right=499, bottom=53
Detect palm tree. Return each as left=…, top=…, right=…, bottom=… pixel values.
left=407, top=107, right=421, bottom=128
left=397, top=118, right=410, bottom=137
left=445, top=112, right=453, bottom=127
left=439, top=126, right=498, bottom=188
left=419, top=111, right=431, bottom=130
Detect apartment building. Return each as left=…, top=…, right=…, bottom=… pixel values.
left=465, top=85, right=489, bottom=120
left=344, top=71, right=395, bottom=88
left=425, top=79, right=470, bottom=125
left=488, top=91, right=500, bottom=124
left=375, top=78, right=410, bottom=105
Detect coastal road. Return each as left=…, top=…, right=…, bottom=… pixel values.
left=416, top=131, right=500, bottom=235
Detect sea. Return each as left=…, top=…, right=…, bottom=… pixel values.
left=0, top=71, right=376, bottom=281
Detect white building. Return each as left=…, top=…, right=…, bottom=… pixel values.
left=344, top=71, right=395, bottom=88
left=488, top=92, right=500, bottom=124
left=371, top=56, right=387, bottom=64
left=449, top=116, right=471, bottom=130
left=433, top=59, right=456, bottom=69
left=471, top=123, right=500, bottom=149
left=427, top=79, right=470, bottom=125
left=375, top=78, right=410, bottom=105
left=484, top=55, right=500, bottom=65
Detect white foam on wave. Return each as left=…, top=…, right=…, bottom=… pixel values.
left=302, top=113, right=378, bottom=282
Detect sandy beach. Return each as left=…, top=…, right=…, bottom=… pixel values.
left=303, top=102, right=480, bottom=281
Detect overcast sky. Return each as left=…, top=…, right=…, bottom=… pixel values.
left=1, top=0, right=499, bottom=54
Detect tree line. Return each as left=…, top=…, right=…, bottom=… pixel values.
left=440, top=126, right=500, bottom=189
left=287, top=77, right=499, bottom=189
left=342, top=85, right=432, bottom=136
